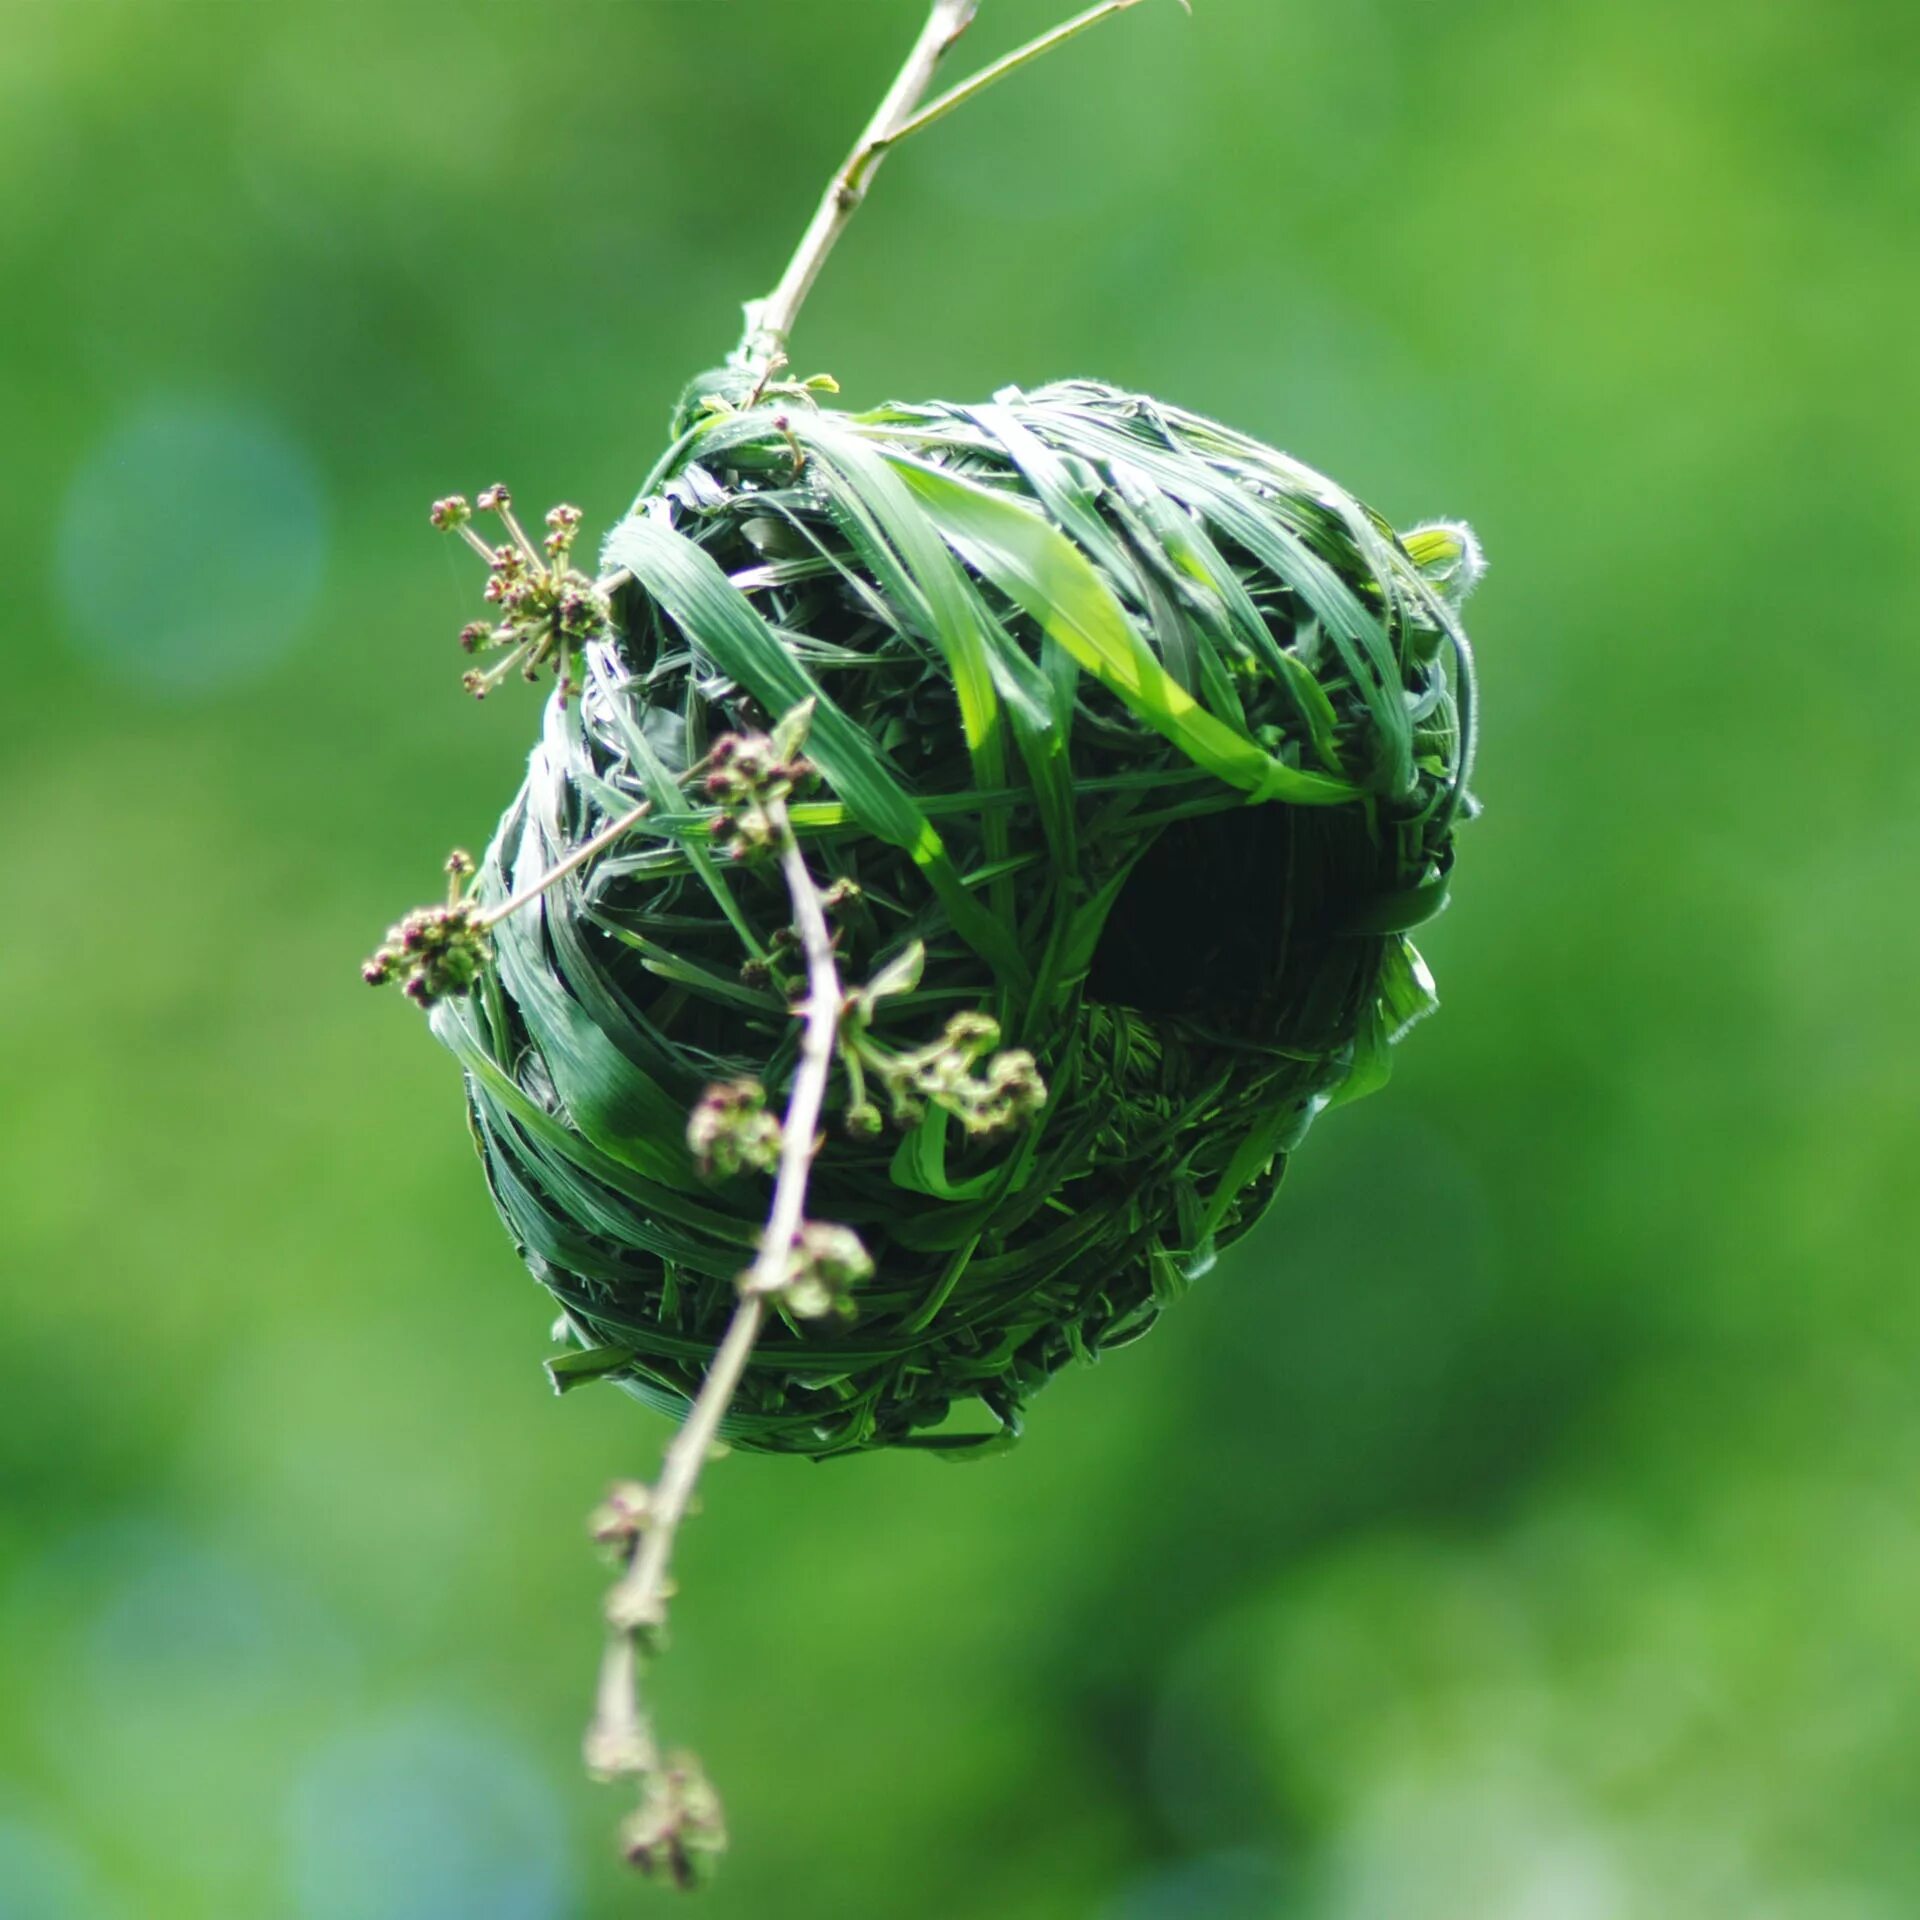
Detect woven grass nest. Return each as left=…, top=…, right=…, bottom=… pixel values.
left=434, top=377, right=1480, bottom=1459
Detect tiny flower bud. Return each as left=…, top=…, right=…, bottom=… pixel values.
left=687, top=1078, right=782, bottom=1179
left=942, top=1010, right=1001, bottom=1058
left=434, top=486, right=610, bottom=704
left=751, top=1220, right=873, bottom=1321
left=589, top=1480, right=655, bottom=1554
left=621, top=1757, right=727, bottom=1889
left=362, top=896, right=492, bottom=1007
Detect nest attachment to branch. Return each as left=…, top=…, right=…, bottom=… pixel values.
left=434, top=378, right=1480, bottom=1458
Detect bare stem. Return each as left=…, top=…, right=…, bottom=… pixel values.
left=477, top=797, right=654, bottom=931
left=585, top=1291, right=765, bottom=1781
left=887, top=0, right=1167, bottom=152
left=742, top=0, right=979, bottom=374
left=739, top=809, right=846, bottom=1292
left=567, top=0, right=1186, bottom=1865
left=586, top=792, right=850, bottom=1860
left=475, top=743, right=733, bottom=933
left=739, top=0, right=1173, bottom=377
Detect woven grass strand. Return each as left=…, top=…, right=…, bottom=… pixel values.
left=434, top=379, right=1479, bottom=1459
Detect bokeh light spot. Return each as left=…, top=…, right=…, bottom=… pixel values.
left=1103, top=1849, right=1288, bottom=1920
left=286, top=1711, right=572, bottom=1920
left=9, top=1518, right=362, bottom=1907
left=75, top=1523, right=356, bottom=1728
left=0, top=1813, right=124, bottom=1920
left=56, top=399, right=327, bottom=695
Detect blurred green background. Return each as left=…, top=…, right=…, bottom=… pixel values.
left=3, top=1, right=1916, bottom=1914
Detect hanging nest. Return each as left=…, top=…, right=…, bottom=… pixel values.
left=433, top=378, right=1479, bottom=1458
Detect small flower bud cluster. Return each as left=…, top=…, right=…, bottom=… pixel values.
left=622, top=1756, right=727, bottom=1890
left=686, top=1079, right=783, bottom=1180
left=745, top=871, right=861, bottom=993
left=831, top=939, right=1049, bottom=1140
left=361, top=903, right=489, bottom=1005
left=702, top=729, right=817, bottom=864
left=589, top=1480, right=655, bottom=1559
left=430, top=486, right=610, bottom=705
left=881, top=1011, right=1048, bottom=1136
left=361, top=851, right=490, bottom=1006
left=745, top=1221, right=873, bottom=1323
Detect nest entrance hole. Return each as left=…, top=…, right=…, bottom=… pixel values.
left=1086, top=802, right=1323, bottom=1026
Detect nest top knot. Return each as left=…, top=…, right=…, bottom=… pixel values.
left=437, top=377, right=1479, bottom=1457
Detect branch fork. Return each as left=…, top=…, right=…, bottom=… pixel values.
left=738, top=0, right=1172, bottom=381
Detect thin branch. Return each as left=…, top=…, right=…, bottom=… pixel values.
left=740, top=0, right=1175, bottom=377
left=742, top=0, right=980, bottom=372
left=477, top=797, right=653, bottom=931
left=475, top=745, right=728, bottom=933
left=564, top=0, right=1187, bottom=1869
left=585, top=790, right=851, bottom=1866
left=885, top=0, right=1167, bottom=154
left=585, top=1292, right=765, bottom=1776
left=741, top=812, right=846, bottom=1289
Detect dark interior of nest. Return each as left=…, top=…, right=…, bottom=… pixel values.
left=1085, top=798, right=1387, bottom=1045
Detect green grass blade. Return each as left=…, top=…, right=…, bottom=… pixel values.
left=606, top=510, right=1031, bottom=989
left=885, top=455, right=1363, bottom=807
